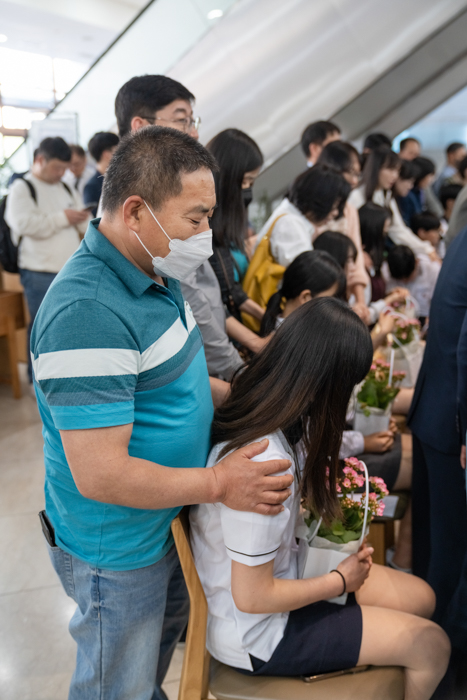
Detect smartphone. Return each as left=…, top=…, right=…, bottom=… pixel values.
left=82, top=202, right=98, bottom=212
left=39, top=510, right=56, bottom=547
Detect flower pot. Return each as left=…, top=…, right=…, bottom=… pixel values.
left=353, top=404, right=391, bottom=436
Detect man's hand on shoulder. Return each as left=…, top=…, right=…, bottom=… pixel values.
left=211, top=439, right=293, bottom=515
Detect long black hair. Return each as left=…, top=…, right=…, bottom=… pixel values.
left=358, top=202, right=392, bottom=273
left=289, top=164, right=350, bottom=222
left=362, top=146, right=400, bottom=201
left=213, top=298, right=373, bottom=521
left=313, top=230, right=357, bottom=270
left=206, top=128, right=263, bottom=251
left=260, top=250, right=346, bottom=336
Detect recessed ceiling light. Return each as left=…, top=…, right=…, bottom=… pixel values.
left=207, top=9, right=223, bottom=19
left=0, top=34, right=8, bottom=43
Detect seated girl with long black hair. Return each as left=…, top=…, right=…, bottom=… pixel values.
left=190, top=298, right=449, bottom=700
left=259, top=250, right=346, bottom=336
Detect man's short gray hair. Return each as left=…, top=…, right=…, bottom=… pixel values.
left=101, top=126, right=218, bottom=214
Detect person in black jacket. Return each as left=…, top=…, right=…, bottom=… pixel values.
left=408, top=226, right=467, bottom=628
left=206, top=129, right=265, bottom=323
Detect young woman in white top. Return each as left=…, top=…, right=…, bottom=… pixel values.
left=190, top=298, right=450, bottom=700
left=255, top=164, right=350, bottom=268
left=316, top=141, right=370, bottom=321
left=348, top=146, right=437, bottom=260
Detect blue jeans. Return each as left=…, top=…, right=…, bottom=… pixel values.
left=20, top=269, right=56, bottom=381
left=46, top=540, right=189, bottom=700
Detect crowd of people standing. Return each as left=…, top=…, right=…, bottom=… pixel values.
left=4, top=73, right=467, bottom=700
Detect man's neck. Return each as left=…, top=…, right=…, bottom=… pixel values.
left=98, top=214, right=163, bottom=285
left=96, top=163, right=106, bottom=176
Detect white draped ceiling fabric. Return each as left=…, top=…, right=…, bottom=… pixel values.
left=169, top=0, right=467, bottom=168
left=7, top=0, right=467, bottom=175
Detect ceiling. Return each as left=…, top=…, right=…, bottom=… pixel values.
left=0, top=0, right=148, bottom=65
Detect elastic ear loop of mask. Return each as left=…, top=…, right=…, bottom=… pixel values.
left=143, top=199, right=171, bottom=242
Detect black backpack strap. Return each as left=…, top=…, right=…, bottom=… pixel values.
left=17, top=174, right=37, bottom=203
left=61, top=182, right=72, bottom=196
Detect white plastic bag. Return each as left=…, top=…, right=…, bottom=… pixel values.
left=382, top=338, right=424, bottom=388
left=297, top=462, right=370, bottom=605
left=353, top=404, right=391, bottom=436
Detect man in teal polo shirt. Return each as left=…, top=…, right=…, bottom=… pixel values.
left=32, top=126, right=292, bottom=700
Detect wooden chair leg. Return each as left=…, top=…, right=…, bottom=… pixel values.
left=6, top=314, right=21, bottom=399
left=368, top=522, right=386, bottom=565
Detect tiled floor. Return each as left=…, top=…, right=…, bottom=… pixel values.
left=0, top=366, right=184, bottom=700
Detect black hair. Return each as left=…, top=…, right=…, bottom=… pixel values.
left=36, top=137, right=71, bottom=162
left=88, top=132, right=120, bottom=164
left=317, top=141, right=360, bottom=175
left=206, top=129, right=263, bottom=251
left=398, top=159, right=420, bottom=181
left=399, top=137, right=420, bottom=152
left=412, top=156, right=435, bottom=187
left=447, top=142, right=465, bottom=156
left=387, top=245, right=416, bottom=280
left=456, top=155, right=467, bottom=179
left=300, top=121, right=341, bottom=158
left=363, top=133, right=392, bottom=151
left=213, top=297, right=373, bottom=522
left=260, top=250, right=346, bottom=336
left=115, top=75, right=195, bottom=137
left=439, top=183, right=463, bottom=209
left=313, top=230, right=357, bottom=269
left=358, top=202, right=392, bottom=273
left=411, top=212, right=440, bottom=235
left=362, top=146, right=400, bottom=201
left=69, top=144, right=86, bottom=159
left=289, top=164, right=350, bottom=222
left=101, top=126, right=217, bottom=215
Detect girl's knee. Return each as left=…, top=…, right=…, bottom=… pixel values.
left=420, top=621, right=451, bottom=672
left=412, top=576, right=436, bottom=618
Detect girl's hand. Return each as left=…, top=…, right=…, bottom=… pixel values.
left=337, top=546, right=373, bottom=592
left=363, top=431, right=394, bottom=453
left=378, top=310, right=395, bottom=336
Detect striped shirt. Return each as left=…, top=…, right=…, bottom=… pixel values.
left=31, top=219, right=213, bottom=571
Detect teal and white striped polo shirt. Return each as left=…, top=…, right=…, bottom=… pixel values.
left=31, top=220, right=213, bottom=571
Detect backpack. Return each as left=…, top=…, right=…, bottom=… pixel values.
left=241, top=214, right=287, bottom=332
left=0, top=176, right=72, bottom=274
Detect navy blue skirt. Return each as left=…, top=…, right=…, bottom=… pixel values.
left=236, top=593, right=362, bottom=677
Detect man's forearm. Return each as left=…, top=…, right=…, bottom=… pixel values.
left=71, top=452, right=221, bottom=510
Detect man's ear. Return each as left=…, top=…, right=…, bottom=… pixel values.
left=122, top=196, right=145, bottom=232
left=130, top=116, right=150, bottom=133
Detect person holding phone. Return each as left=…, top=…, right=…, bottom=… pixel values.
left=5, top=136, right=89, bottom=381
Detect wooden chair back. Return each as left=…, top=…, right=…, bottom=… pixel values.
left=171, top=508, right=210, bottom=700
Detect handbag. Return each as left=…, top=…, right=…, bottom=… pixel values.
left=297, top=461, right=370, bottom=605
left=241, top=214, right=287, bottom=331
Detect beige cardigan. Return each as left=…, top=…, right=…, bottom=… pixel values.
left=314, top=201, right=369, bottom=290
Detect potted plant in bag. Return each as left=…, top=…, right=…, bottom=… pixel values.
left=298, top=458, right=389, bottom=604
left=383, top=317, right=423, bottom=388
left=353, top=359, right=405, bottom=435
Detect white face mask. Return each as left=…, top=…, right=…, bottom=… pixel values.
left=132, top=200, right=213, bottom=281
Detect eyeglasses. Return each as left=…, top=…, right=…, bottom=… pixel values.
left=140, top=115, right=201, bottom=133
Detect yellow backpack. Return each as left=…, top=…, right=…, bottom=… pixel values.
left=241, top=214, right=286, bottom=332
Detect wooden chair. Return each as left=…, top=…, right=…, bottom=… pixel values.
left=171, top=509, right=405, bottom=700
left=0, top=291, right=26, bottom=398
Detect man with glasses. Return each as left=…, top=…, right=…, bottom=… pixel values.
left=115, top=75, right=244, bottom=382
left=115, top=75, right=201, bottom=139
